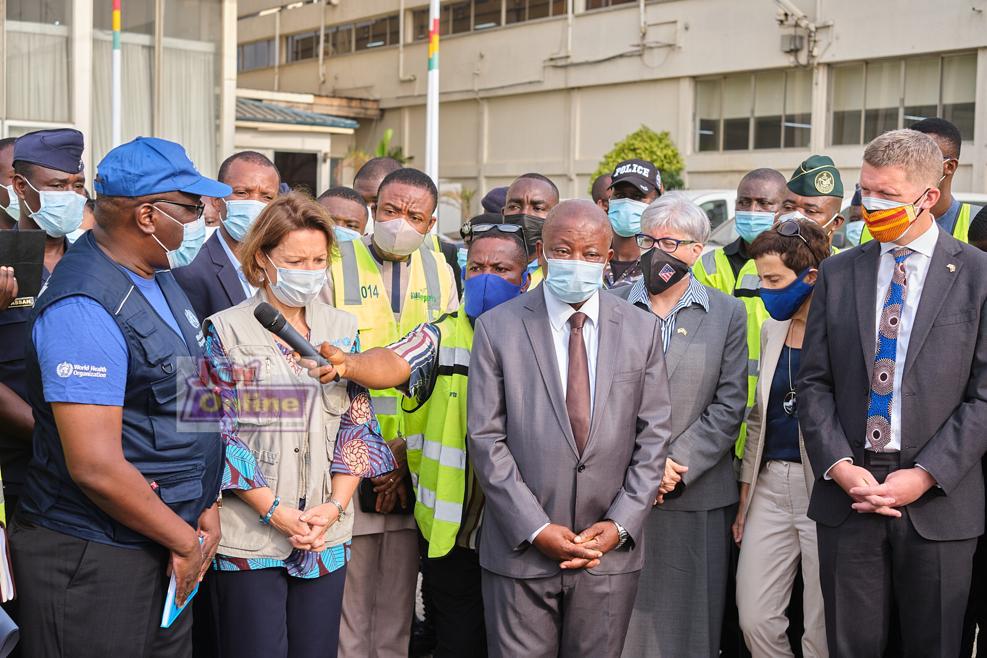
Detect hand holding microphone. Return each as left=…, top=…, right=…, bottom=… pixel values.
left=253, top=302, right=343, bottom=383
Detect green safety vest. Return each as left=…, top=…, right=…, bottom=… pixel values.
left=693, top=248, right=768, bottom=459
left=330, top=239, right=453, bottom=441
left=403, top=311, right=472, bottom=558
left=860, top=202, right=980, bottom=244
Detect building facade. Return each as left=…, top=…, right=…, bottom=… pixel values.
left=0, top=0, right=237, bottom=177
left=237, top=0, right=987, bottom=230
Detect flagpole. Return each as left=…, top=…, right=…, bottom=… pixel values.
left=111, top=0, right=122, bottom=147
left=425, top=0, right=440, bottom=185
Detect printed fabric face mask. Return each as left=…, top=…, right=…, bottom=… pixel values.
left=543, top=258, right=605, bottom=304
left=861, top=190, right=929, bottom=243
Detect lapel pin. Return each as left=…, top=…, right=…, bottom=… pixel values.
left=677, top=328, right=688, bottom=336
left=947, top=264, right=956, bottom=273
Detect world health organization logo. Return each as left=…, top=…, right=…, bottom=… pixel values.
left=56, top=362, right=73, bottom=378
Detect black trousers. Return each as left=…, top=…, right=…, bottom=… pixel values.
left=9, top=519, right=192, bottom=658
left=817, top=453, right=977, bottom=658
left=419, top=536, right=487, bottom=658
left=212, top=563, right=346, bottom=658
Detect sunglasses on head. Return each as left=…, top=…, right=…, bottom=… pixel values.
left=775, top=219, right=810, bottom=247
left=460, top=222, right=528, bottom=252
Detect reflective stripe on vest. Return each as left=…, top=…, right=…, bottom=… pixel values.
left=693, top=248, right=737, bottom=296
left=403, top=311, right=472, bottom=557
left=330, top=239, right=453, bottom=441
left=734, top=258, right=770, bottom=460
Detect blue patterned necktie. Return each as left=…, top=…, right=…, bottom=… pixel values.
left=866, top=247, right=913, bottom=452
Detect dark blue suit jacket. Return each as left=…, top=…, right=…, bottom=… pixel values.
left=172, top=231, right=248, bottom=323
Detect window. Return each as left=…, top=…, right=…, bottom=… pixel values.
left=355, top=15, right=398, bottom=51
left=328, top=24, right=354, bottom=56
left=286, top=31, right=317, bottom=63
left=586, top=0, right=637, bottom=9
left=829, top=53, right=977, bottom=145
left=414, top=0, right=566, bottom=40
left=696, top=69, right=812, bottom=152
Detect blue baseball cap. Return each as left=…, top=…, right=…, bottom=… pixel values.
left=94, top=136, right=231, bottom=198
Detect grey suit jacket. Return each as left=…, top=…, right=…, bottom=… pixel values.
left=467, top=287, right=672, bottom=579
left=611, top=284, right=748, bottom=511
left=798, top=231, right=987, bottom=540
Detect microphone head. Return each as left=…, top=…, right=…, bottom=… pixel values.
left=253, top=302, right=286, bottom=332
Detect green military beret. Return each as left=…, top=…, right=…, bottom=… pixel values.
left=787, top=154, right=844, bottom=198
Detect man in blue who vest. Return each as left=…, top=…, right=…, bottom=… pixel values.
left=10, top=137, right=228, bottom=658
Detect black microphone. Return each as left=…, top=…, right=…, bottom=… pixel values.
left=253, top=302, right=339, bottom=382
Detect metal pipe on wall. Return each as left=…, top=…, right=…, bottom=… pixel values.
left=397, top=0, right=417, bottom=82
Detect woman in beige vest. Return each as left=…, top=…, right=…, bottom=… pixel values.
left=733, top=219, right=831, bottom=658
left=203, top=193, right=396, bottom=658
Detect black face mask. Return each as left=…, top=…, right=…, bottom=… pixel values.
left=641, top=247, right=690, bottom=295
left=503, top=213, right=544, bottom=257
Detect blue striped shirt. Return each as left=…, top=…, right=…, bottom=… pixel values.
left=626, top=275, right=710, bottom=352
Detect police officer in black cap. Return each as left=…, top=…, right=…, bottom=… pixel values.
left=0, top=128, right=87, bottom=516
left=10, top=136, right=227, bottom=657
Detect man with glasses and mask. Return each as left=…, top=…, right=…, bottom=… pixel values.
left=0, top=129, right=87, bottom=516
left=611, top=193, right=748, bottom=658
left=502, top=172, right=561, bottom=287
left=324, top=167, right=458, bottom=658
left=778, top=155, right=847, bottom=249
left=305, top=225, right=531, bottom=657
left=10, top=136, right=227, bottom=657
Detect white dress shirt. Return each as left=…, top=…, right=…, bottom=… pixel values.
left=869, top=222, right=938, bottom=451
left=543, top=284, right=601, bottom=413
left=529, top=285, right=602, bottom=544
left=217, top=231, right=258, bottom=299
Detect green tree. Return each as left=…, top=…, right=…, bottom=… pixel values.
left=590, top=125, right=685, bottom=193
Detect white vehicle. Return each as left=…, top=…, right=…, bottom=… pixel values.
left=680, top=190, right=737, bottom=250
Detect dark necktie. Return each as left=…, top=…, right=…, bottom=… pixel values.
left=567, top=312, right=591, bottom=455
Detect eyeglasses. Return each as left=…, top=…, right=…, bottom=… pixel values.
left=775, top=219, right=810, bottom=247
left=152, top=199, right=205, bottom=221
left=635, top=234, right=697, bottom=253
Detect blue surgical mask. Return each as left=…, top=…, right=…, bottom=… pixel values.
left=66, top=228, right=87, bottom=243
left=151, top=205, right=206, bottom=269
left=22, top=178, right=85, bottom=238
left=544, top=258, right=605, bottom=304
left=734, top=210, right=776, bottom=244
left=759, top=268, right=815, bottom=321
left=464, top=273, right=527, bottom=319
left=456, top=247, right=468, bottom=281
left=607, top=198, right=649, bottom=238
left=1, top=184, right=20, bottom=221
left=845, top=221, right=865, bottom=246
left=267, top=254, right=326, bottom=307
left=526, top=259, right=541, bottom=276
left=222, top=199, right=267, bottom=242
left=334, top=225, right=362, bottom=243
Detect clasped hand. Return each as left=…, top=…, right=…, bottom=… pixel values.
left=830, top=462, right=935, bottom=517
left=655, top=458, right=688, bottom=505
left=532, top=522, right=620, bottom=570
left=270, top=503, right=340, bottom=552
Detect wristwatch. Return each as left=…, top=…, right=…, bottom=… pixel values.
left=329, top=497, right=346, bottom=520
left=609, top=520, right=629, bottom=549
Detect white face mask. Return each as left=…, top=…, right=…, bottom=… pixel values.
left=776, top=210, right=808, bottom=224
left=1, top=184, right=20, bottom=221
left=266, top=254, right=326, bottom=307
left=373, top=217, right=426, bottom=257
left=861, top=196, right=907, bottom=212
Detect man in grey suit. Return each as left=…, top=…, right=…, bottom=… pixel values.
left=467, top=200, right=671, bottom=658
left=799, top=129, right=987, bottom=657
left=611, top=193, right=748, bottom=657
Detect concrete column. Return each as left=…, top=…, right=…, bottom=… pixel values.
left=974, top=47, right=987, bottom=193
left=220, top=0, right=238, bottom=162
left=72, top=0, right=94, bottom=172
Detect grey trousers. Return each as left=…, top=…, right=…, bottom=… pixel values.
left=338, top=529, right=418, bottom=658
left=622, top=504, right=734, bottom=658
left=481, top=567, right=639, bottom=658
